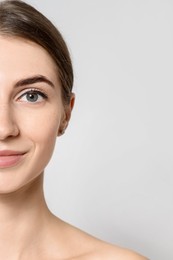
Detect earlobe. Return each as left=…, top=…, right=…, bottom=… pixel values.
left=58, top=128, right=65, bottom=136
left=57, top=93, right=75, bottom=136
left=57, top=115, right=68, bottom=136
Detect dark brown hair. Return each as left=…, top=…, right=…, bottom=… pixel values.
left=0, top=0, right=73, bottom=104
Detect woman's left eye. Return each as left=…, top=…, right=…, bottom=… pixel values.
left=18, top=90, right=48, bottom=103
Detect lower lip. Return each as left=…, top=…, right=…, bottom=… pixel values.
left=0, top=154, right=25, bottom=168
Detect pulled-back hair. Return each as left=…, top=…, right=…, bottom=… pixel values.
left=0, top=0, right=73, bottom=104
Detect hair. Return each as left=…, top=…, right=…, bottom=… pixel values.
left=0, top=0, right=73, bottom=105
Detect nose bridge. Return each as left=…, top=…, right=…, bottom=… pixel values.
left=0, top=102, right=19, bottom=139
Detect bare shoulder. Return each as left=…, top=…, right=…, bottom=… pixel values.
left=48, top=216, right=148, bottom=260
left=98, top=245, right=148, bottom=260
left=75, top=243, right=149, bottom=260
left=63, top=223, right=148, bottom=260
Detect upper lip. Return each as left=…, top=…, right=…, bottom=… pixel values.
left=0, top=150, right=26, bottom=156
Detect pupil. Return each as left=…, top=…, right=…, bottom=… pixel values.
left=27, top=93, right=38, bottom=102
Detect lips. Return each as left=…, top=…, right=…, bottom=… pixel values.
left=0, top=150, right=26, bottom=168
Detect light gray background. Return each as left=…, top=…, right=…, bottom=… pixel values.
left=27, top=1, right=172, bottom=259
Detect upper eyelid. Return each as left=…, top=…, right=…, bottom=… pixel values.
left=15, top=88, right=48, bottom=101
left=17, top=88, right=47, bottom=96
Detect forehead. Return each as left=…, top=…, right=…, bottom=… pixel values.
left=0, top=36, right=59, bottom=83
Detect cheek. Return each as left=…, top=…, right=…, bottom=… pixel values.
left=18, top=108, right=61, bottom=151
left=19, top=105, right=61, bottom=130
left=19, top=110, right=61, bottom=175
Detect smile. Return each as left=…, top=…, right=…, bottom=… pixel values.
left=0, top=150, right=26, bottom=168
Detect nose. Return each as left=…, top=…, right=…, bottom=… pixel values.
left=0, top=104, right=19, bottom=140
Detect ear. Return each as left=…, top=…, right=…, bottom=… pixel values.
left=58, top=93, right=75, bottom=136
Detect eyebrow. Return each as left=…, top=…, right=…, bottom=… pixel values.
left=15, top=75, right=55, bottom=88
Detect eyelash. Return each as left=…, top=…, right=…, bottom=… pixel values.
left=18, top=88, right=48, bottom=102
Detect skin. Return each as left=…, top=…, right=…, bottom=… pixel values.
left=0, top=36, right=148, bottom=260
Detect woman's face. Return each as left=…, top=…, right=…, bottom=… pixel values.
left=0, top=36, right=73, bottom=193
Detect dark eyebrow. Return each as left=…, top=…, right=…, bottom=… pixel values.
left=15, top=75, right=55, bottom=88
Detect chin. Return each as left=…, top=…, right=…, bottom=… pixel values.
left=0, top=171, right=43, bottom=195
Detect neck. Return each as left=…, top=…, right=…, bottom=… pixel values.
left=0, top=174, right=51, bottom=258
